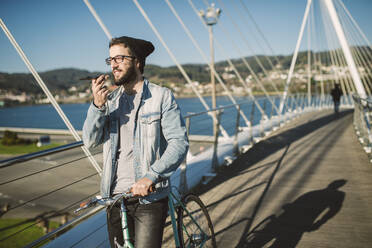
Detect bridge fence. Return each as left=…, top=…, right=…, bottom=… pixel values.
left=353, top=94, right=372, bottom=162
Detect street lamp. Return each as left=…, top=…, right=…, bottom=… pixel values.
left=199, top=3, right=222, bottom=113
left=200, top=3, right=221, bottom=171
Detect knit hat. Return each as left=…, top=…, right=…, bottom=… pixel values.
left=110, top=36, right=154, bottom=61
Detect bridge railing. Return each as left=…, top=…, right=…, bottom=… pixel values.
left=352, top=94, right=372, bottom=162
left=0, top=94, right=332, bottom=247
left=0, top=140, right=102, bottom=247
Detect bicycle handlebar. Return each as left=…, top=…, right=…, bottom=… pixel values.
left=74, top=192, right=134, bottom=214
left=75, top=179, right=169, bottom=214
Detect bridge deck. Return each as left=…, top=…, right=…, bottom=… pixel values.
left=163, top=109, right=372, bottom=247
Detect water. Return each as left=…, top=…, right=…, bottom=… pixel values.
left=0, top=95, right=283, bottom=136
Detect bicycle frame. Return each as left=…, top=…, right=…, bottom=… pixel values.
left=118, top=199, right=133, bottom=248
left=75, top=189, right=210, bottom=247
left=116, top=191, right=209, bottom=248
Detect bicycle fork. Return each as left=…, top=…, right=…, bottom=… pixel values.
left=168, top=194, right=182, bottom=248
left=114, top=199, right=134, bottom=248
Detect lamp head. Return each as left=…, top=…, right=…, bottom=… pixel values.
left=204, top=3, right=221, bottom=25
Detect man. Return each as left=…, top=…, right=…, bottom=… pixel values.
left=330, top=83, right=343, bottom=114
left=82, top=36, right=189, bottom=248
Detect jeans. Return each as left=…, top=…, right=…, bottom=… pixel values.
left=106, top=198, right=168, bottom=248
left=334, top=100, right=340, bottom=113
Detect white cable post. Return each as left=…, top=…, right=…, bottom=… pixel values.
left=323, top=0, right=366, bottom=98
left=0, top=18, right=102, bottom=176
left=83, top=0, right=112, bottom=40
left=279, top=0, right=313, bottom=113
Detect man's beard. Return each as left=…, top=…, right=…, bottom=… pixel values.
left=113, top=64, right=137, bottom=86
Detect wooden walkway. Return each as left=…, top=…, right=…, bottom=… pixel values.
left=163, top=108, right=372, bottom=247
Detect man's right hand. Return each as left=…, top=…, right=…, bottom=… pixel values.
left=92, top=74, right=109, bottom=108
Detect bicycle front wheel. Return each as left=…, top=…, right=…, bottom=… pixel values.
left=177, top=194, right=216, bottom=248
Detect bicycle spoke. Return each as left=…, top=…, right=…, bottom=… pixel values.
left=177, top=194, right=216, bottom=248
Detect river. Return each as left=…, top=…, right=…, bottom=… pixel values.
left=0, top=95, right=281, bottom=136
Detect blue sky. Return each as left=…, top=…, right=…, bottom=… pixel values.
left=1, top=0, right=371, bottom=73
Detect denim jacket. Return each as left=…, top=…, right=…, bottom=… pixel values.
left=82, top=79, right=189, bottom=202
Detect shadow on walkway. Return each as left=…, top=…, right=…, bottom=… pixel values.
left=195, top=109, right=352, bottom=198
left=238, top=179, right=346, bottom=248
left=190, top=109, right=352, bottom=245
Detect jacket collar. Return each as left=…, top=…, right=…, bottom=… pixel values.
left=141, top=78, right=151, bottom=101
left=107, top=78, right=151, bottom=103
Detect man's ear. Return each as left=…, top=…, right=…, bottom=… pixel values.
left=134, top=58, right=142, bottom=75
left=136, top=59, right=141, bottom=69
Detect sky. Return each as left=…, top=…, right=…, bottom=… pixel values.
left=0, top=0, right=372, bottom=74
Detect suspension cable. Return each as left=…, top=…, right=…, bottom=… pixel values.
left=164, top=0, right=254, bottom=126
left=337, top=0, right=372, bottom=95
left=82, top=0, right=229, bottom=137
left=319, top=0, right=337, bottom=97
left=238, top=0, right=282, bottom=71
left=83, top=0, right=112, bottom=39
left=324, top=3, right=354, bottom=98
left=0, top=18, right=102, bottom=176
left=1, top=191, right=99, bottom=243
left=188, top=0, right=279, bottom=116
left=236, top=0, right=293, bottom=98
left=337, top=0, right=372, bottom=53
left=7, top=173, right=98, bottom=212
left=164, top=0, right=252, bottom=126
left=312, top=1, right=326, bottom=105
left=279, top=0, right=313, bottom=113
left=131, top=0, right=230, bottom=138
left=236, top=0, right=303, bottom=110
left=310, top=2, right=321, bottom=104
left=216, top=0, right=280, bottom=95
left=0, top=151, right=101, bottom=186
left=233, top=0, right=282, bottom=85
left=330, top=2, right=357, bottom=96
left=319, top=0, right=350, bottom=104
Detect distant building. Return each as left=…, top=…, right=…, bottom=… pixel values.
left=222, top=72, right=236, bottom=80
left=69, top=86, right=77, bottom=92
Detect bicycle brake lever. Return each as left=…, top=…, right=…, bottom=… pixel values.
left=75, top=196, right=102, bottom=213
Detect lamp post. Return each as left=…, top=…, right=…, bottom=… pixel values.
left=199, top=3, right=222, bottom=113
left=200, top=3, right=221, bottom=172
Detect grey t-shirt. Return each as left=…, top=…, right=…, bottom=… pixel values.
left=112, top=90, right=142, bottom=194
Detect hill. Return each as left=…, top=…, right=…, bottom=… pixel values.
left=1, top=47, right=370, bottom=95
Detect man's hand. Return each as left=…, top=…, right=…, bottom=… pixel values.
left=131, top=178, right=154, bottom=197
left=92, top=74, right=109, bottom=108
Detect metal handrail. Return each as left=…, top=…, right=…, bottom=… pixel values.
left=0, top=141, right=83, bottom=168
left=352, top=94, right=372, bottom=160
left=24, top=205, right=104, bottom=248
left=0, top=103, right=249, bottom=169
left=183, top=101, right=250, bottom=119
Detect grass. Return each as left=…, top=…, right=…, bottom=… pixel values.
left=0, top=140, right=63, bottom=155
left=0, top=218, right=60, bottom=248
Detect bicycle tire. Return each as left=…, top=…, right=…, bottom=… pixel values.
left=177, top=194, right=217, bottom=248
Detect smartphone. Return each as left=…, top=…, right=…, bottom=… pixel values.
left=79, top=74, right=112, bottom=89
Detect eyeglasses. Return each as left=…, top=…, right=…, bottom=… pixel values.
left=105, top=55, right=135, bottom=65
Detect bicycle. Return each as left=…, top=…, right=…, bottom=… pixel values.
left=75, top=187, right=216, bottom=248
